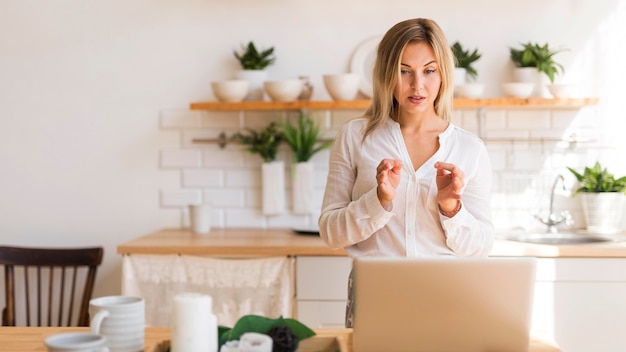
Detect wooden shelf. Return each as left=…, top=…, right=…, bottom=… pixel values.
left=189, top=98, right=599, bottom=111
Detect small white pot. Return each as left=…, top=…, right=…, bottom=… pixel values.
left=512, top=67, right=550, bottom=98
left=292, top=161, right=314, bottom=215
left=580, top=192, right=626, bottom=234
left=262, top=161, right=285, bottom=215
left=236, top=69, right=268, bottom=101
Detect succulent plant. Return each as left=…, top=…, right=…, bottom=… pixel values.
left=233, top=41, right=276, bottom=70
left=451, top=41, right=481, bottom=80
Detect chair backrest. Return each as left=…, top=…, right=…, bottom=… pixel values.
left=0, top=246, right=103, bottom=327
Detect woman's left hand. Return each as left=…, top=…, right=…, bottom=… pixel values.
left=434, top=161, right=464, bottom=213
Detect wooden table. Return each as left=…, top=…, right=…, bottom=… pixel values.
left=0, top=326, right=560, bottom=352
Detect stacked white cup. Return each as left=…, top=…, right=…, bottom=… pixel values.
left=89, top=296, right=145, bottom=352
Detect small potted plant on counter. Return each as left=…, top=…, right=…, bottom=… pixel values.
left=231, top=122, right=285, bottom=215
left=567, top=161, right=626, bottom=234
left=281, top=112, right=334, bottom=214
left=234, top=41, right=276, bottom=101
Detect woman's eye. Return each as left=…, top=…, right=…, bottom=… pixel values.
left=425, top=68, right=437, bottom=74
left=400, top=69, right=411, bottom=75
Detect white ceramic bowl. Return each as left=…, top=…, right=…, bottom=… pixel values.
left=263, top=79, right=304, bottom=102
left=211, top=80, right=250, bottom=102
left=547, top=83, right=575, bottom=99
left=323, top=73, right=361, bottom=101
left=455, top=83, right=485, bottom=99
left=503, top=82, right=535, bottom=98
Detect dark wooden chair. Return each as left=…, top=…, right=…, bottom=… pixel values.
left=0, top=246, right=103, bottom=326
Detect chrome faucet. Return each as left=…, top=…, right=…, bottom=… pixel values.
left=535, top=174, right=573, bottom=233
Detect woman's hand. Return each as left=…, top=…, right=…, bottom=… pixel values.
left=435, top=161, right=464, bottom=215
left=376, top=159, right=403, bottom=207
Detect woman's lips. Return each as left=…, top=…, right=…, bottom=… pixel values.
left=408, top=95, right=425, bottom=104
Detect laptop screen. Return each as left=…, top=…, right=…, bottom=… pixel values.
left=352, top=256, right=537, bottom=352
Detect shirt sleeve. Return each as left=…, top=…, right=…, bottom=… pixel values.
left=440, top=142, right=495, bottom=257
left=318, top=123, right=394, bottom=249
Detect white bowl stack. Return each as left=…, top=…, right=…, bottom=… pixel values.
left=211, top=80, right=250, bottom=102
left=263, top=79, right=304, bottom=102
left=323, top=73, right=361, bottom=101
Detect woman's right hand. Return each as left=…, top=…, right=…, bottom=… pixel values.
left=376, top=159, right=403, bottom=207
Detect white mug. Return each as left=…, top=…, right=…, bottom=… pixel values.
left=89, top=296, right=144, bottom=352
left=45, top=332, right=109, bottom=352
left=190, top=204, right=211, bottom=234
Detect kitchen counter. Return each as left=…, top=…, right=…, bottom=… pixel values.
left=117, top=228, right=626, bottom=257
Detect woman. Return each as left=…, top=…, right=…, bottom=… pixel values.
left=318, top=18, right=495, bottom=327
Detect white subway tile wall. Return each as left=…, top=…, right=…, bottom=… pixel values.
left=160, top=106, right=606, bottom=232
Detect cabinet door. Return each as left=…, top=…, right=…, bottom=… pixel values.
left=297, top=301, right=347, bottom=329
left=296, top=256, right=352, bottom=300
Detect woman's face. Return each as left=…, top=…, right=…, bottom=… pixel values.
left=393, top=41, right=441, bottom=116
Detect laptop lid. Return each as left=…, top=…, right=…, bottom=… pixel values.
left=352, top=256, right=537, bottom=352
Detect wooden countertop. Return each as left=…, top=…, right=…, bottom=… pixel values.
left=117, top=228, right=626, bottom=258
left=0, top=326, right=560, bottom=352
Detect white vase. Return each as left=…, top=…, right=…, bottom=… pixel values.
left=262, top=161, right=285, bottom=215
left=292, top=161, right=314, bottom=215
left=580, top=192, right=626, bottom=234
left=236, top=69, right=267, bottom=101
left=453, top=68, right=467, bottom=97
left=513, top=67, right=550, bottom=98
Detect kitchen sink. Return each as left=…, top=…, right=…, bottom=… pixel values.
left=498, top=231, right=617, bottom=245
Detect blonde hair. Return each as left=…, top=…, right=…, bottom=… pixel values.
left=362, top=18, right=455, bottom=141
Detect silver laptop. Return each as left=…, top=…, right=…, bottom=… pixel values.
left=352, top=256, right=537, bottom=352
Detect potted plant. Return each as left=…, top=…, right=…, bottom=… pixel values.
left=509, top=42, right=566, bottom=97
left=451, top=41, right=481, bottom=84
left=281, top=112, right=334, bottom=214
left=509, top=42, right=565, bottom=83
left=231, top=122, right=285, bottom=215
left=567, top=161, right=626, bottom=234
left=233, top=41, right=276, bottom=101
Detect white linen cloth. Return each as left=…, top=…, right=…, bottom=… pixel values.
left=319, top=118, right=495, bottom=258
left=122, top=255, right=294, bottom=327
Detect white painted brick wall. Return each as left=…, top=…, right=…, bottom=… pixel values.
left=159, top=105, right=610, bottom=232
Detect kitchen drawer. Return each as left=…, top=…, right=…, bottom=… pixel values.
left=296, top=301, right=347, bottom=329
left=296, top=256, right=352, bottom=300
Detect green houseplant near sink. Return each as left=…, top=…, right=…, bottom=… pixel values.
left=567, top=161, right=626, bottom=234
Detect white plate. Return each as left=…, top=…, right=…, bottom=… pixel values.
left=350, top=36, right=381, bottom=98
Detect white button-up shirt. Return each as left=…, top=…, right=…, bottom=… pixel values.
left=319, top=117, right=494, bottom=258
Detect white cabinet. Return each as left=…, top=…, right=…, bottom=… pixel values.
left=530, top=258, right=626, bottom=352
left=295, top=256, right=352, bottom=328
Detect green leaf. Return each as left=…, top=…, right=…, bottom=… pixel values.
left=567, top=162, right=626, bottom=194
left=509, top=42, right=566, bottom=83
left=451, top=41, right=481, bottom=80
left=218, top=315, right=316, bottom=349
left=280, top=111, right=333, bottom=162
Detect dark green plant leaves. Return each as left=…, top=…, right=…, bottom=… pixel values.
left=451, top=41, right=481, bottom=80
left=219, top=315, right=316, bottom=349
left=509, top=42, right=565, bottom=83
left=233, top=41, right=276, bottom=70
left=230, top=122, right=283, bottom=162
left=281, top=112, right=334, bottom=162
left=567, top=162, right=626, bottom=194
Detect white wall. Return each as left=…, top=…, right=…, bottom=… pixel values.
left=1, top=0, right=625, bottom=301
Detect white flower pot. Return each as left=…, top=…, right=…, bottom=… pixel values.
left=236, top=69, right=268, bottom=101
left=579, top=192, right=626, bottom=234
left=262, top=161, right=285, bottom=215
left=292, top=161, right=314, bottom=215
left=512, top=67, right=550, bottom=98
left=453, top=68, right=467, bottom=97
